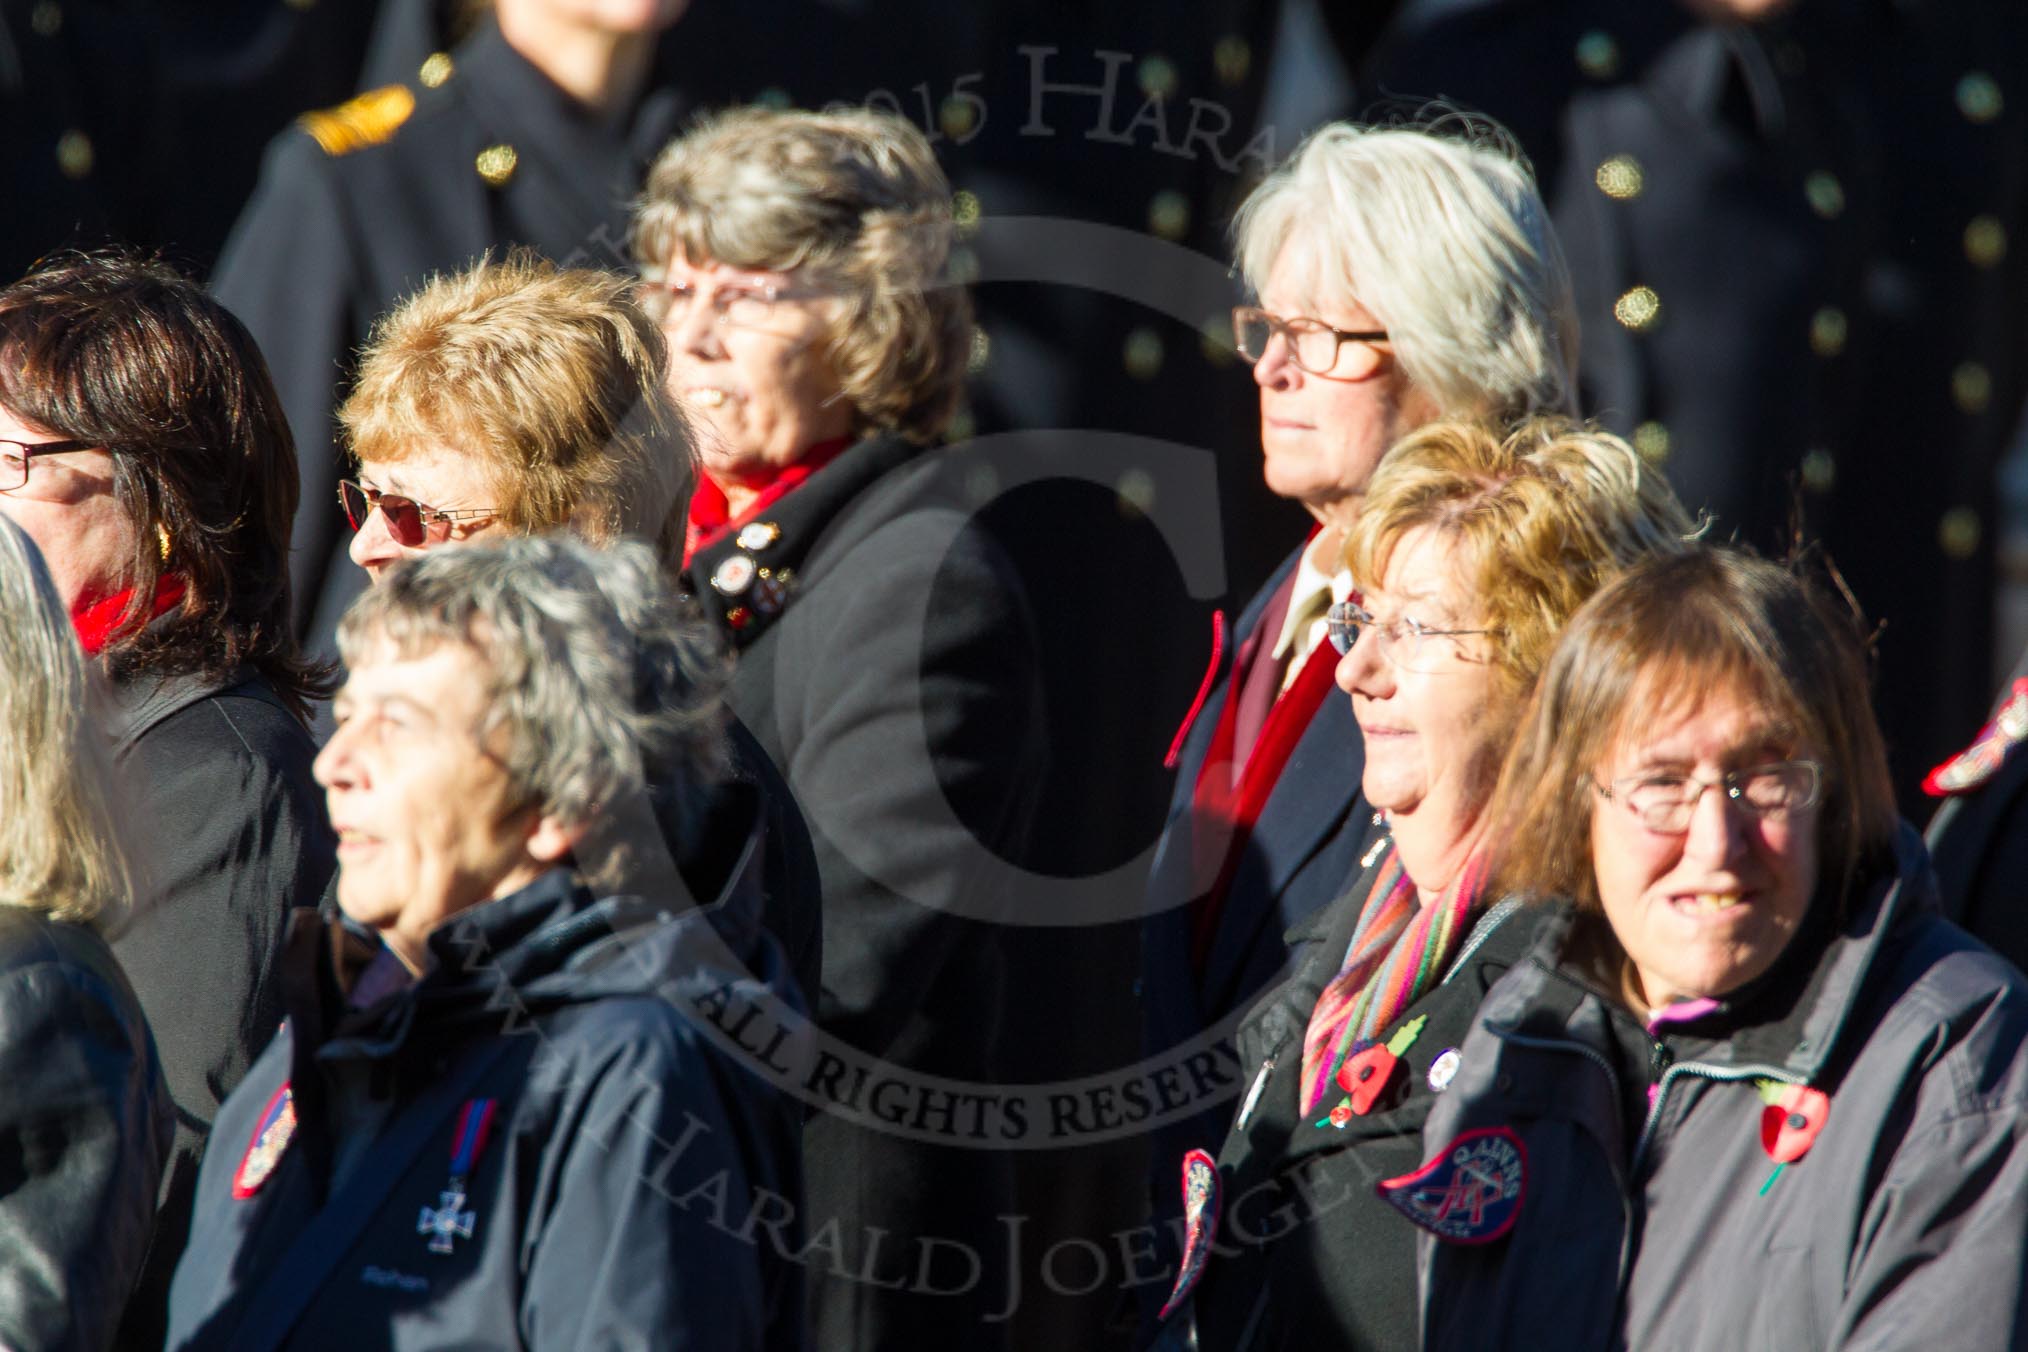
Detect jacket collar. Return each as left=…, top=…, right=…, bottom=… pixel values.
left=681, top=431, right=925, bottom=649
left=1506, top=822, right=1934, bottom=1083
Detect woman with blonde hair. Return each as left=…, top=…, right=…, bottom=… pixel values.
left=335, top=251, right=822, bottom=1007
left=1157, top=416, right=1692, bottom=1350
left=0, top=515, right=172, bottom=1350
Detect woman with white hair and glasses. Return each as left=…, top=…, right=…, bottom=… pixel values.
left=165, top=537, right=804, bottom=1351
left=0, top=516, right=171, bottom=1350
left=1141, top=117, right=1580, bottom=1285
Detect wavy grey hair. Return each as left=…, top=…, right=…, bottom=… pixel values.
left=630, top=105, right=971, bottom=444
left=0, top=517, right=131, bottom=924
left=1234, top=118, right=1579, bottom=420
left=336, top=536, right=731, bottom=850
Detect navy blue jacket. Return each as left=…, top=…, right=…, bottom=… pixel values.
left=165, top=845, right=806, bottom=1350
left=1139, top=542, right=1371, bottom=1282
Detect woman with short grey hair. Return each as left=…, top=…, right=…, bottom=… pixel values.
left=166, top=536, right=806, bottom=1351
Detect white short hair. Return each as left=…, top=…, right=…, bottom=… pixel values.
left=1233, top=119, right=1579, bottom=420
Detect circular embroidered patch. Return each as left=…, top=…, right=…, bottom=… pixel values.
left=1375, top=1125, right=1526, bottom=1244
left=1427, top=1048, right=1462, bottom=1092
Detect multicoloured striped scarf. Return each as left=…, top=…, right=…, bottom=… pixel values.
left=1299, top=846, right=1487, bottom=1115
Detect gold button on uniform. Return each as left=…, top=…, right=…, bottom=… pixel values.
left=1952, top=361, right=1992, bottom=414
left=475, top=144, right=518, bottom=187
left=1632, top=421, right=1670, bottom=464
left=1124, top=328, right=1164, bottom=380
left=1810, top=307, right=1847, bottom=358
left=939, top=96, right=979, bottom=141
left=55, top=129, right=93, bottom=179
left=952, top=190, right=982, bottom=237
left=1138, top=55, right=1178, bottom=99
left=968, top=328, right=991, bottom=374
left=1214, top=37, right=1251, bottom=87
left=1939, top=507, right=1981, bottom=559
left=1614, top=286, right=1661, bottom=332
left=1575, top=31, right=1620, bottom=80
left=1595, top=155, right=1644, bottom=200
left=1148, top=191, right=1189, bottom=240
left=1801, top=449, right=1836, bottom=493
left=1956, top=72, right=2003, bottom=124
left=419, top=52, right=454, bottom=89
left=1804, top=171, right=1845, bottom=219
left=1965, top=216, right=2007, bottom=268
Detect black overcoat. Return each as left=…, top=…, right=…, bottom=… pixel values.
left=683, top=431, right=1048, bottom=1348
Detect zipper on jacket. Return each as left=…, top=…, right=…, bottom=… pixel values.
left=1631, top=1061, right=1803, bottom=1176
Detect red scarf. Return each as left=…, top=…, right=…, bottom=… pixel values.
left=684, top=437, right=851, bottom=565
left=70, top=575, right=188, bottom=656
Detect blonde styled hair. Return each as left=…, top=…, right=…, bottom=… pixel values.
left=1345, top=418, right=1698, bottom=701
left=1234, top=119, right=1578, bottom=420
left=341, top=253, right=696, bottom=566
left=630, top=105, right=971, bottom=444
left=0, top=518, right=131, bottom=925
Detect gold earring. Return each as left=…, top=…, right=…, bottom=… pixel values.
left=156, top=523, right=171, bottom=562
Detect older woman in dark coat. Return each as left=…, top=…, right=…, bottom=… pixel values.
left=0, top=252, right=334, bottom=1340
left=0, top=516, right=172, bottom=1350
left=631, top=106, right=1046, bottom=1346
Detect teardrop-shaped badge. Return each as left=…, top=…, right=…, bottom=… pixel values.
left=1759, top=1085, right=1830, bottom=1164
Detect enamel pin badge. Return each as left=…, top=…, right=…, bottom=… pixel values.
left=1157, top=1149, right=1222, bottom=1320
left=232, top=1084, right=297, bottom=1199
left=1376, top=1126, right=1527, bottom=1244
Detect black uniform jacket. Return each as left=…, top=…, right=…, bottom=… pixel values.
left=683, top=431, right=1047, bottom=1347
left=106, top=667, right=334, bottom=1344
left=1139, top=543, right=1372, bottom=1290
left=165, top=845, right=808, bottom=1351
left=1168, top=860, right=1551, bottom=1352
left=0, top=906, right=173, bottom=1351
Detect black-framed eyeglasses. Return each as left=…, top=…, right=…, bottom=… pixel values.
left=0, top=438, right=96, bottom=492
left=1232, top=306, right=1389, bottom=375
left=338, top=480, right=496, bottom=548
left=636, top=274, right=832, bottom=332
left=1593, top=760, right=1823, bottom=834
left=1326, top=599, right=1498, bottom=671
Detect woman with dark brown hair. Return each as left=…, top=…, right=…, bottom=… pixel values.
left=0, top=250, right=335, bottom=1342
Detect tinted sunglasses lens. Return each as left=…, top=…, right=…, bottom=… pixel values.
left=338, top=481, right=368, bottom=531
left=378, top=494, right=427, bottom=546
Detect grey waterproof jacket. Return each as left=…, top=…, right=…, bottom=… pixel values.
left=1408, top=829, right=2028, bottom=1350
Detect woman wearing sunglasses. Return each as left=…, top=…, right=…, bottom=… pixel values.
left=334, top=252, right=822, bottom=1016
left=0, top=251, right=334, bottom=1344
left=1405, top=548, right=2028, bottom=1350
left=1154, top=418, right=1694, bottom=1350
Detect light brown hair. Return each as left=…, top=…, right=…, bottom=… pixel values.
left=341, top=253, right=696, bottom=567
left=1344, top=417, right=1698, bottom=702
left=631, top=105, right=971, bottom=444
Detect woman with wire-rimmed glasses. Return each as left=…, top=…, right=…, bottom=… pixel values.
left=1140, top=118, right=1581, bottom=1329
left=1152, top=417, right=1693, bottom=1351
left=1402, top=545, right=2028, bottom=1351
